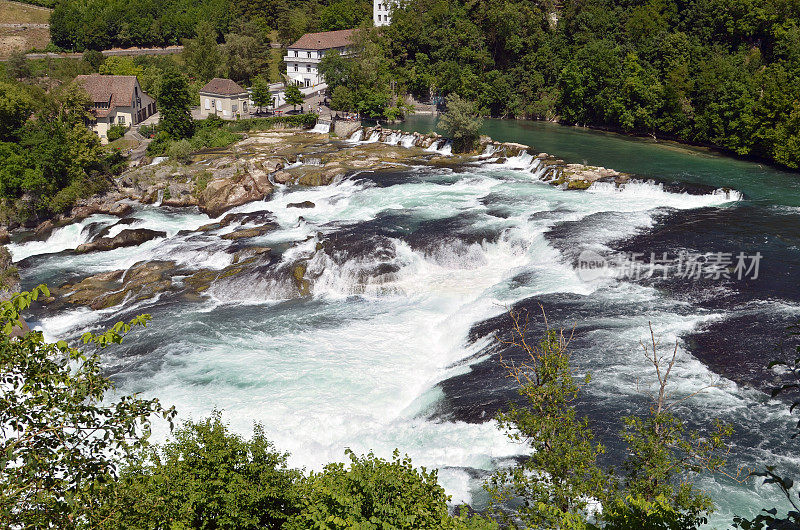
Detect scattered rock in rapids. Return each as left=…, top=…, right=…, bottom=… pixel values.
left=221, top=226, right=274, bottom=240
left=272, top=171, right=293, bottom=184
left=34, top=219, right=55, bottom=239
left=567, top=179, right=591, bottom=190
left=75, top=228, right=166, bottom=253
left=232, top=246, right=272, bottom=264
left=291, top=263, right=311, bottom=296
left=287, top=201, right=315, bottom=209
left=199, top=162, right=275, bottom=218
left=59, top=261, right=176, bottom=310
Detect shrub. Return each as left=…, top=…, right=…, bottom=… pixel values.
left=146, top=130, right=171, bottom=156
left=106, top=124, right=128, bottom=142
left=48, top=176, right=110, bottom=214
left=96, top=413, right=301, bottom=530
left=167, top=139, right=192, bottom=163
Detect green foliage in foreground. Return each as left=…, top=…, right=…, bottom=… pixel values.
left=97, top=412, right=301, bottom=529
left=0, top=287, right=175, bottom=529
left=288, top=449, right=497, bottom=529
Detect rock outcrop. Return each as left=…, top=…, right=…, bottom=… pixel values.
left=199, top=161, right=275, bottom=218
left=75, top=228, right=166, bottom=253
left=59, top=261, right=176, bottom=310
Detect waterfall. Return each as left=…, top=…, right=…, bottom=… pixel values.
left=384, top=132, right=402, bottom=145
left=155, top=189, right=164, bottom=206
left=479, top=145, right=498, bottom=159
left=400, top=135, right=416, bottom=148
left=310, top=121, right=331, bottom=134
left=347, top=129, right=364, bottom=143
left=426, top=140, right=453, bottom=156
left=365, top=131, right=381, bottom=143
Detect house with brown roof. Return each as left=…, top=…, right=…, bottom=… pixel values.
left=74, top=74, right=156, bottom=143
left=284, top=29, right=355, bottom=88
left=199, top=78, right=250, bottom=119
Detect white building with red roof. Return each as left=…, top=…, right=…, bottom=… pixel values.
left=198, top=78, right=250, bottom=119
left=74, top=74, right=156, bottom=142
left=284, top=29, right=355, bottom=88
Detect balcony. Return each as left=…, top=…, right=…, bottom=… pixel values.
left=283, top=55, right=321, bottom=64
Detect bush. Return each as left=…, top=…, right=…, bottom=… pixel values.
left=48, top=175, right=110, bottom=214
left=288, top=449, right=496, bottom=529
left=227, top=113, right=318, bottom=133
left=139, top=124, right=158, bottom=138
left=190, top=127, right=240, bottom=150
left=167, top=139, right=192, bottom=163
left=96, top=413, right=301, bottom=530
left=106, top=124, right=128, bottom=142
left=146, top=130, right=171, bottom=156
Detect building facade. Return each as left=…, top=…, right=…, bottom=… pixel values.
left=199, top=78, right=250, bottom=119
left=373, top=0, right=397, bottom=26
left=74, top=74, right=156, bottom=143
left=284, top=29, right=354, bottom=87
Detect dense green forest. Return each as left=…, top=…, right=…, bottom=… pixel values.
left=385, top=0, right=800, bottom=168
left=49, top=0, right=372, bottom=51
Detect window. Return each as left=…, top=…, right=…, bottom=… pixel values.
left=118, top=115, right=125, bottom=124
left=243, top=101, right=248, bottom=112
left=294, top=50, right=298, bottom=57
left=307, top=51, right=311, bottom=58
left=205, top=98, right=211, bottom=110
left=306, top=65, right=311, bottom=72
left=294, top=64, right=298, bottom=72
left=232, top=102, right=238, bottom=112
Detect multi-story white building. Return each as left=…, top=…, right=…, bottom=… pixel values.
left=373, top=0, right=397, bottom=26
left=74, top=74, right=156, bottom=143
left=284, top=29, right=354, bottom=88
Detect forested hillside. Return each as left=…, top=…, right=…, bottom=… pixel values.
left=384, top=0, right=800, bottom=168
left=41, top=0, right=800, bottom=168
left=49, top=0, right=371, bottom=51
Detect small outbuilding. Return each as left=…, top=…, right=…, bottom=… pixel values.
left=199, top=78, right=250, bottom=119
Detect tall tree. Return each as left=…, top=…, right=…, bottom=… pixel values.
left=159, top=70, right=195, bottom=139
left=182, top=20, right=223, bottom=83
left=284, top=84, right=304, bottom=111
left=438, top=95, right=483, bottom=152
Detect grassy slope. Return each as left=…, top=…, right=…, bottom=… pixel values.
left=0, top=1, right=51, bottom=24
left=0, top=0, right=52, bottom=58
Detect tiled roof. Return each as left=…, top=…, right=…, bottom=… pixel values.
left=74, top=74, right=138, bottom=108
left=199, top=78, right=249, bottom=96
left=289, top=29, right=355, bottom=50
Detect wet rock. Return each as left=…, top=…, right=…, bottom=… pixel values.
left=34, top=219, right=55, bottom=239
left=292, top=263, right=311, bottom=296
left=59, top=261, right=175, bottom=310
left=0, top=227, right=10, bottom=245
left=75, top=228, right=166, bottom=253
left=199, top=163, right=275, bottom=218
left=287, top=201, right=315, bottom=209
left=221, top=225, right=275, bottom=240
left=232, top=246, right=272, bottom=264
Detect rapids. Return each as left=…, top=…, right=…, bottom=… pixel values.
left=11, top=121, right=800, bottom=525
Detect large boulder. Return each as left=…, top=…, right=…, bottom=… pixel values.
left=59, top=261, right=176, bottom=310
left=199, top=161, right=275, bottom=218
left=75, top=228, right=166, bottom=253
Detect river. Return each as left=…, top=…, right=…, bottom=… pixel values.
left=10, top=117, right=800, bottom=525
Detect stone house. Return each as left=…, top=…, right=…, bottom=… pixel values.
left=74, top=74, right=156, bottom=143
left=284, top=29, right=355, bottom=88
left=199, top=78, right=250, bottom=119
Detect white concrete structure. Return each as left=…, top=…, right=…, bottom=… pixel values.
left=199, top=78, right=250, bottom=119
left=373, top=0, right=397, bottom=26
left=284, top=29, right=354, bottom=88
left=74, top=74, right=156, bottom=143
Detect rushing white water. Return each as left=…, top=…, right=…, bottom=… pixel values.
left=310, top=121, right=331, bottom=134
left=22, top=153, right=791, bottom=525
left=347, top=129, right=364, bottom=143
left=400, top=134, right=416, bottom=148
left=426, top=139, right=453, bottom=156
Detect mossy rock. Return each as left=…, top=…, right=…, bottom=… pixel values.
left=292, top=263, right=311, bottom=296
left=567, top=179, right=592, bottom=190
